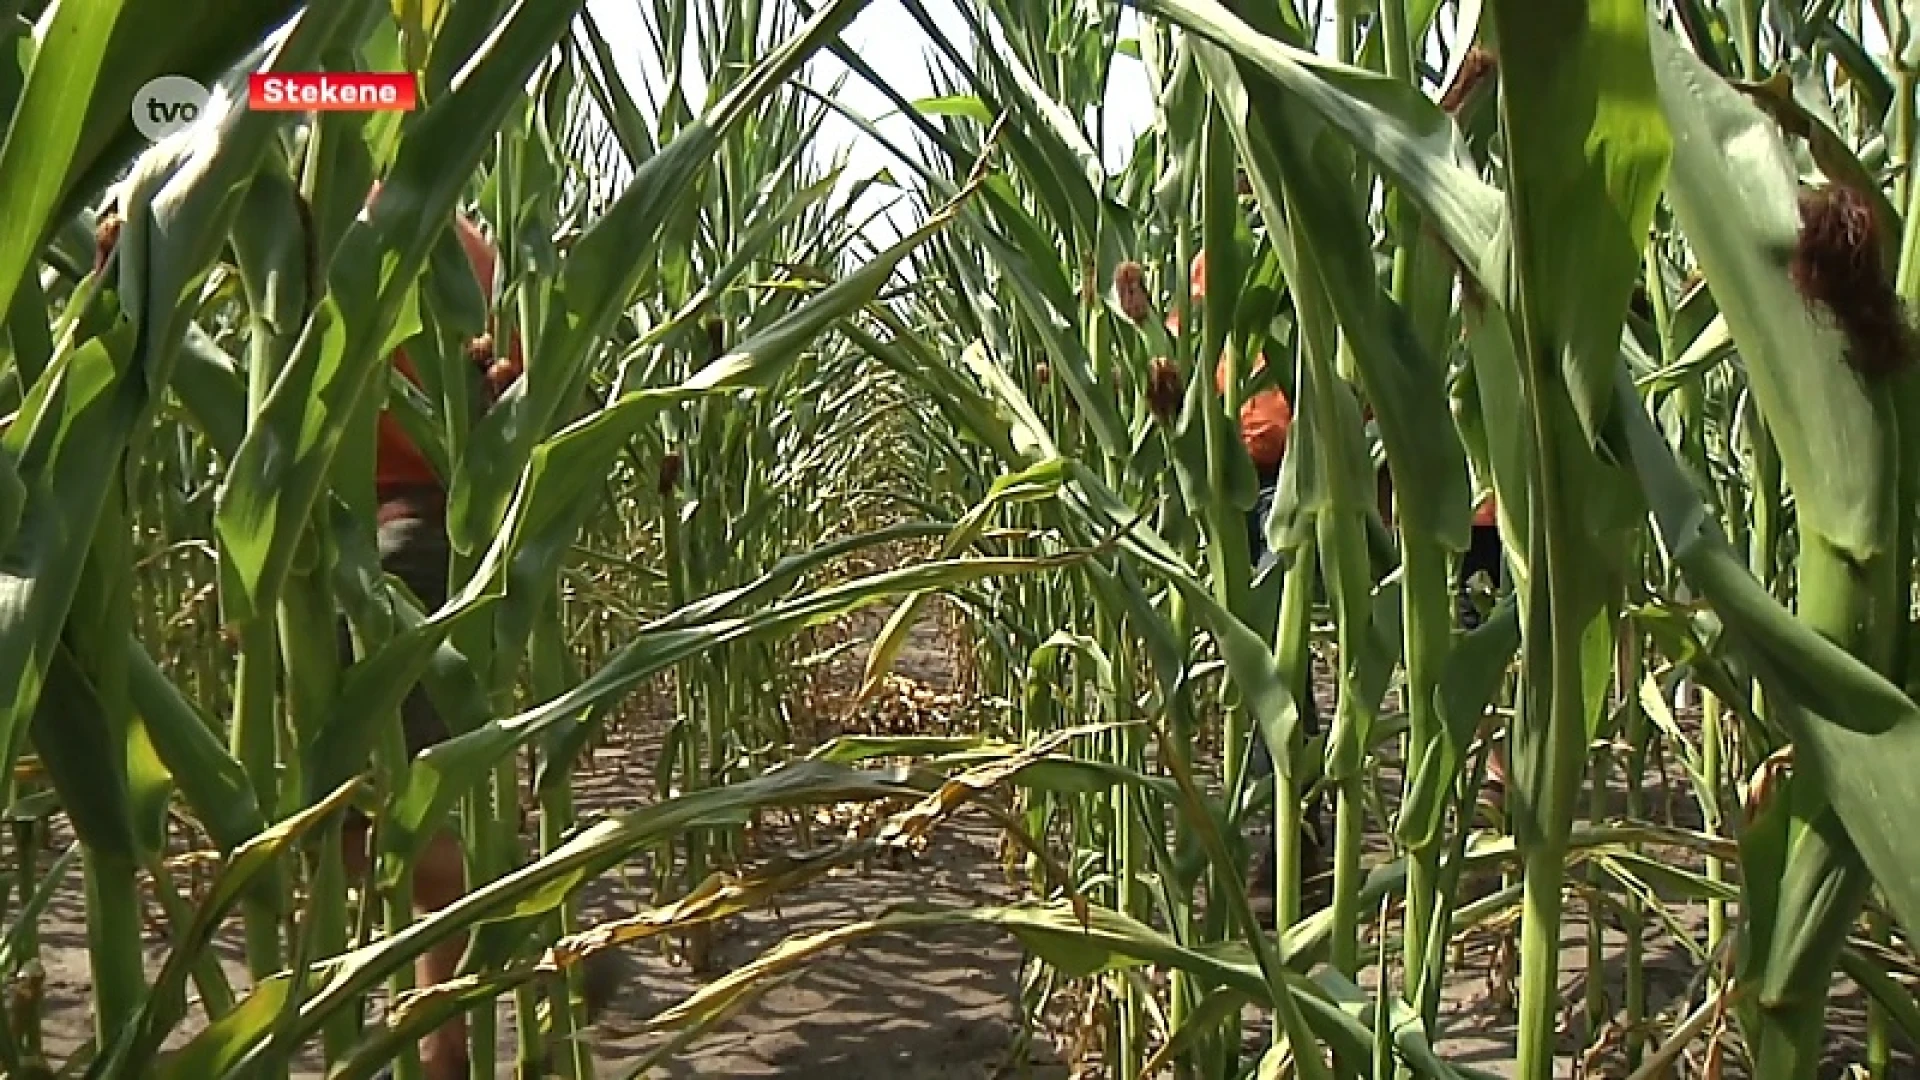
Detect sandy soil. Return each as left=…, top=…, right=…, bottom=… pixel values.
left=11, top=609, right=1916, bottom=1079
left=22, top=604, right=1071, bottom=1079
left=24, top=818, right=1061, bottom=1079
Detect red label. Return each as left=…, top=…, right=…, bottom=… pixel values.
left=248, top=73, right=417, bottom=112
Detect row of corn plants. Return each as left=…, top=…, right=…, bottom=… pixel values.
left=4, top=0, right=1920, bottom=1078
left=763, top=0, right=1920, bottom=1078
left=0, top=0, right=1099, bottom=1077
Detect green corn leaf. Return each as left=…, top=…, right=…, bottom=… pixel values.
left=0, top=0, right=130, bottom=327
left=1651, top=23, right=1888, bottom=562
left=1196, top=41, right=1469, bottom=554
left=125, top=635, right=263, bottom=852
left=1491, top=0, right=1671, bottom=441
left=384, top=549, right=1082, bottom=867
left=195, top=761, right=924, bottom=1072
left=1617, top=364, right=1920, bottom=958
left=1134, top=0, right=1504, bottom=280
left=214, top=0, right=587, bottom=622
left=97, top=778, right=362, bottom=1079
left=0, top=323, right=140, bottom=793
left=860, top=457, right=1071, bottom=698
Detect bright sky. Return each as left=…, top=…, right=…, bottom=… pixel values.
left=581, top=0, right=1154, bottom=241
left=575, top=1, right=1900, bottom=246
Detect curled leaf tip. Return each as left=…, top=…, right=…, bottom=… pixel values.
left=1790, top=183, right=1915, bottom=380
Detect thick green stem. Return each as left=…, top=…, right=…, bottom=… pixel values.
left=81, top=850, right=145, bottom=1053
left=228, top=626, right=284, bottom=980
left=1866, top=903, right=1891, bottom=1080
left=278, top=571, right=355, bottom=1063
left=1619, top=631, right=1648, bottom=1069
left=1397, top=535, right=1450, bottom=1017
left=1892, top=21, right=1916, bottom=219
left=1329, top=777, right=1364, bottom=979
left=508, top=754, right=542, bottom=1078
left=1191, top=102, right=1255, bottom=1070
left=1272, top=535, right=1318, bottom=936
left=1740, top=531, right=1890, bottom=1079
left=306, top=832, right=354, bottom=1064
left=657, top=455, right=712, bottom=976
left=1702, top=688, right=1726, bottom=957
left=375, top=716, right=425, bottom=1080
left=1516, top=847, right=1568, bottom=1080
left=10, top=801, right=34, bottom=964
left=1374, top=0, right=1445, bottom=988
left=225, top=177, right=301, bottom=1010
left=1895, top=15, right=1920, bottom=359
left=1504, top=318, right=1595, bottom=1080
left=1490, top=33, right=1615, bottom=1071
left=1731, top=0, right=1763, bottom=80
left=532, top=613, right=592, bottom=1080
left=540, top=778, right=590, bottom=1079
left=1747, top=802, right=1873, bottom=1080
left=1379, top=0, right=1413, bottom=83
left=1584, top=744, right=1608, bottom=1047
left=1107, top=619, right=1143, bottom=1080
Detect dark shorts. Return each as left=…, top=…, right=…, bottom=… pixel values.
left=1247, top=484, right=1275, bottom=564
left=1456, top=524, right=1502, bottom=629
left=337, top=494, right=453, bottom=758
left=1248, top=470, right=1280, bottom=570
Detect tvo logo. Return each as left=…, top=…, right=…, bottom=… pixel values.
left=131, top=75, right=210, bottom=142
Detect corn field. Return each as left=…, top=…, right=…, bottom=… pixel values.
left=4, top=0, right=1920, bottom=1076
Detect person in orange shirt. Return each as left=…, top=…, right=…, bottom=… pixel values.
left=1220, top=354, right=1291, bottom=568
left=1176, top=252, right=1313, bottom=916
left=1213, top=351, right=1292, bottom=481
left=343, top=186, right=523, bottom=1080
left=1169, top=252, right=1295, bottom=565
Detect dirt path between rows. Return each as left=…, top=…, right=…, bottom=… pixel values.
left=16, top=608, right=1913, bottom=1078
left=24, top=607, right=1069, bottom=1078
